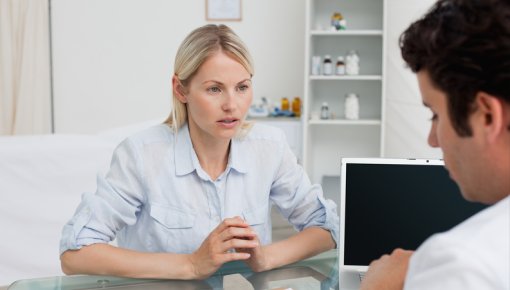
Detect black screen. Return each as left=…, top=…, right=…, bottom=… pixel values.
left=344, top=163, right=487, bottom=266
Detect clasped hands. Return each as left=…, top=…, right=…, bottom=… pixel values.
left=187, top=216, right=267, bottom=279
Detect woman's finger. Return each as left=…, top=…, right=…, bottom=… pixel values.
left=218, top=225, right=257, bottom=242
left=217, top=251, right=252, bottom=264
left=212, top=216, right=248, bottom=234
left=218, top=237, right=259, bottom=253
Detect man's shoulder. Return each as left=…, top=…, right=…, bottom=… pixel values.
left=418, top=196, right=508, bottom=255
left=446, top=195, right=509, bottom=244
left=405, top=196, right=510, bottom=289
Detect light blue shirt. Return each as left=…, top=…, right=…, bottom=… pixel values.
left=60, top=123, right=339, bottom=255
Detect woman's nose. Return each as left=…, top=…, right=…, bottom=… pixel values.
left=221, top=91, right=236, bottom=111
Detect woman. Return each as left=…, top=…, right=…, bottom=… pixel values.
left=60, top=24, right=338, bottom=280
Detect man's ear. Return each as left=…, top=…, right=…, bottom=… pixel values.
left=172, top=75, right=187, bottom=103
left=474, top=92, right=505, bottom=143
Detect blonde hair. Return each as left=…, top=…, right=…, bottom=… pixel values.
left=165, top=24, right=254, bottom=137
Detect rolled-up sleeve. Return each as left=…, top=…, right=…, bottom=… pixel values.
left=269, top=131, right=340, bottom=247
left=59, top=138, right=146, bottom=255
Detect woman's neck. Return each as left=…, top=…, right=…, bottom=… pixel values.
left=188, top=124, right=230, bottom=181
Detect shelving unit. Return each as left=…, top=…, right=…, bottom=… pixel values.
left=309, top=75, right=382, bottom=80
left=309, top=119, right=381, bottom=126
left=303, top=0, right=386, bottom=183
left=310, top=30, right=383, bottom=36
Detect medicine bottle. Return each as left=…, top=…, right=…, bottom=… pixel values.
left=344, top=93, right=359, bottom=120
left=281, top=97, right=290, bottom=111
left=320, top=102, right=329, bottom=119
left=292, top=97, right=301, bottom=117
left=323, top=55, right=333, bottom=76
left=345, top=50, right=360, bottom=75
left=336, top=56, right=345, bottom=75
left=311, top=56, right=321, bottom=75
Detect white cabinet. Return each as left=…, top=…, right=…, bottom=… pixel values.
left=303, top=0, right=386, bottom=183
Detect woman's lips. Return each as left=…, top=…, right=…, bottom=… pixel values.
left=217, top=118, right=239, bottom=129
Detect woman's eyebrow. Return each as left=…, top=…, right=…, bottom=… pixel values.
left=237, top=79, right=252, bottom=84
left=202, top=80, right=224, bottom=85
left=202, top=79, right=251, bottom=85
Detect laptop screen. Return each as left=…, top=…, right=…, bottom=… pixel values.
left=340, top=159, right=487, bottom=268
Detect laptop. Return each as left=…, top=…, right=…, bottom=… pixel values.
left=338, top=158, right=487, bottom=289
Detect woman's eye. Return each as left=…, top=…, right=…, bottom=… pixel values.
left=237, top=84, right=249, bottom=92
left=208, top=87, right=221, bottom=93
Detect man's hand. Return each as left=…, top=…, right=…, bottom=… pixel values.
left=360, top=248, right=414, bottom=290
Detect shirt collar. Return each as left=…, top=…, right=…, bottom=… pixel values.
left=174, top=122, right=249, bottom=176
left=229, top=137, right=248, bottom=174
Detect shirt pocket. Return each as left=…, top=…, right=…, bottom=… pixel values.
left=242, top=205, right=268, bottom=226
left=148, top=203, right=197, bottom=253
left=150, top=203, right=196, bottom=229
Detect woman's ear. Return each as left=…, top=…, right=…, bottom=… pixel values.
left=474, top=92, right=505, bottom=143
left=172, top=75, right=187, bottom=103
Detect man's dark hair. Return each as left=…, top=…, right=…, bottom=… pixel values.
left=400, top=0, right=510, bottom=136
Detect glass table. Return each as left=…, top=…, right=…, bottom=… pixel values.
left=8, top=250, right=340, bottom=290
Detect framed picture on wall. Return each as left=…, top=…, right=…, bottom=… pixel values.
left=206, top=0, right=242, bottom=21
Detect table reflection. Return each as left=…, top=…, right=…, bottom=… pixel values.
left=8, top=250, right=339, bottom=290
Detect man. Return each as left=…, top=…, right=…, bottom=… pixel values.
left=360, top=0, right=510, bottom=289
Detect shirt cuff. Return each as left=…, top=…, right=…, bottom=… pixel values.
left=59, top=206, right=92, bottom=255
left=316, top=196, right=340, bottom=248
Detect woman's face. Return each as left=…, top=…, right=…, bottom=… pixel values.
left=178, top=51, right=252, bottom=142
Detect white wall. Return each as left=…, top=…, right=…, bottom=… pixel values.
left=51, top=0, right=442, bottom=157
left=383, top=0, right=442, bottom=159
left=51, top=0, right=305, bottom=133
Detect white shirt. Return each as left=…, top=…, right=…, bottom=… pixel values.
left=60, top=123, right=339, bottom=255
left=404, top=195, right=510, bottom=289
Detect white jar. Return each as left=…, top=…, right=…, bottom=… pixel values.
left=344, top=93, right=359, bottom=120
left=345, top=50, right=360, bottom=75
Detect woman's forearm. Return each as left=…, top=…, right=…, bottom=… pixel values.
left=262, top=227, right=335, bottom=271
left=60, top=227, right=335, bottom=278
left=60, top=243, right=195, bottom=279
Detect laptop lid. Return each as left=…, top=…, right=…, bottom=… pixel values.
left=339, top=157, right=487, bottom=273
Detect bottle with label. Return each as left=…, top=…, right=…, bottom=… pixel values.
left=323, top=55, right=333, bottom=76
left=281, top=97, right=290, bottom=111
left=345, top=50, right=360, bottom=75
left=320, top=102, right=329, bottom=119
left=336, top=56, right=346, bottom=75
left=292, top=97, right=301, bottom=117
left=311, top=56, right=321, bottom=75
left=344, top=93, right=360, bottom=120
